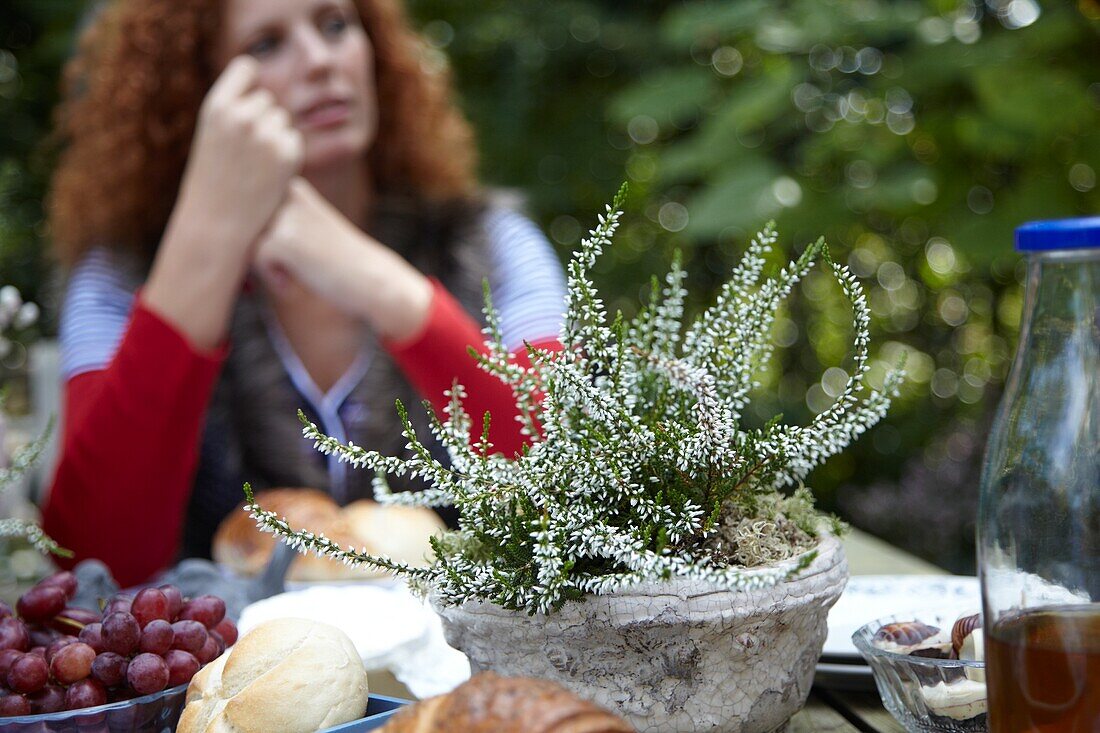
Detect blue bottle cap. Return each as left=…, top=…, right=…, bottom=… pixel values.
left=1015, top=217, right=1100, bottom=252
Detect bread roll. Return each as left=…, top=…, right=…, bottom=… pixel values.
left=213, top=488, right=345, bottom=579
left=178, top=618, right=369, bottom=733
left=379, top=672, right=635, bottom=733
left=214, top=488, right=445, bottom=581
left=339, top=500, right=442, bottom=568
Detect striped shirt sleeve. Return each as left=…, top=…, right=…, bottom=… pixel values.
left=484, top=207, right=566, bottom=352
left=58, top=248, right=137, bottom=381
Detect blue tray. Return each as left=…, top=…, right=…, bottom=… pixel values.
left=319, top=695, right=411, bottom=732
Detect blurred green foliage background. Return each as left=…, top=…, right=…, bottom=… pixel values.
left=1, top=0, right=1098, bottom=570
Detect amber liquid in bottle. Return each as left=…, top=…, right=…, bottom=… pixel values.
left=986, top=604, right=1100, bottom=733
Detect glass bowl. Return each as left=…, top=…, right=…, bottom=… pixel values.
left=852, top=612, right=986, bottom=733
left=0, top=683, right=187, bottom=733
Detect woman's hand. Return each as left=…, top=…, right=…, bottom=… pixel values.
left=177, top=56, right=302, bottom=248
left=254, top=179, right=433, bottom=342
left=145, top=57, right=302, bottom=350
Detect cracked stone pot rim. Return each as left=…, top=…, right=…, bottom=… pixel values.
left=433, top=533, right=846, bottom=616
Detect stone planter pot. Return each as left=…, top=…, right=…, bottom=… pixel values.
left=435, top=534, right=848, bottom=733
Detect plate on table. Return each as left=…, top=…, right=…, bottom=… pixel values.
left=238, top=583, right=471, bottom=698
left=239, top=584, right=433, bottom=671
left=814, top=575, right=979, bottom=690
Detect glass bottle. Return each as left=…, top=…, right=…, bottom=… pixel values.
left=978, top=217, right=1100, bottom=733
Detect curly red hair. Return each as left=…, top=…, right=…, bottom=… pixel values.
left=48, top=0, right=480, bottom=268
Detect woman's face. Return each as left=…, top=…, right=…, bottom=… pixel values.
left=217, top=0, right=377, bottom=171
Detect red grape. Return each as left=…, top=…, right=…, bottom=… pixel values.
left=0, top=693, right=30, bottom=716
left=169, top=620, right=207, bottom=654
left=0, top=618, right=29, bottom=652
left=49, top=642, right=95, bottom=684
left=28, top=647, right=45, bottom=659
left=45, top=607, right=100, bottom=635
left=213, top=618, right=238, bottom=647
left=28, top=684, right=65, bottom=714
left=138, top=619, right=173, bottom=655
left=28, top=626, right=58, bottom=649
left=7, top=653, right=48, bottom=694
left=16, top=586, right=66, bottom=622
left=164, top=649, right=200, bottom=687
left=131, top=588, right=171, bottom=628
left=91, top=652, right=128, bottom=688
left=37, top=572, right=78, bottom=601
left=78, top=622, right=105, bottom=653
left=45, top=636, right=77, bottom=663
left=0, top=600, right=11, bottom=620
left=0, top=649, right=22, bottom=677
left=65, top=678, right=107, bottom=710
left=195, top=634, right=221, bottom=665
left=101, top=612, right=140, bottom=656
left=179, top=596, right=225, bottom=629
left=126, top=654, right=168, bottom=696
left=157, top=585, right=184, bottom=619
left=103, top=594, right=133, bottom=616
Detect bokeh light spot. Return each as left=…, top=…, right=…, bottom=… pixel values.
left=658, top=202, right=689, bottom=232
left=1069, top=163, right=1096, bottom=192
left=712, top=46, right=743, bottom=77
left=627, top=115, right=659, bottom=145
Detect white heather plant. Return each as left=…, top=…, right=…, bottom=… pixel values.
left=0, top=284, right=66, bottom=557
left=0, top=412, right=66, bottom=558
left=246, top=185, right=904, bottom=614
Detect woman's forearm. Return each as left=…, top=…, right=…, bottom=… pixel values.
left=253, top=179, right=435, bottom=342
left=340, top=235, right=433, bottom=342
left=142, top=205, right=253, bottom=352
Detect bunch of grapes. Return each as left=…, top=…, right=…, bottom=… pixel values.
left=0, top=571, right=236, bottom=717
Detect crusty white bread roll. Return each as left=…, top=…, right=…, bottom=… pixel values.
left=214, top=488, right=445, bottom=581
left=378, top=672, right=635, bottom=733
left=178, top=618, right=369, bottom=733
left=338, top=500, right=443, bottom=568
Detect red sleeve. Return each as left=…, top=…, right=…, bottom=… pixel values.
left=41, top=299, right=226, bottom=587
left=383, top=279, right=561, bottom=457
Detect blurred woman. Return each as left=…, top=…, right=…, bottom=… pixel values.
left=43, top=0, right=566, bottom=586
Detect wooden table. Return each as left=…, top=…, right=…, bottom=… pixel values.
left=368, top=528, right=947, bottom=732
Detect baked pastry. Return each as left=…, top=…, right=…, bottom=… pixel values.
left=379, top=672, right=635, bottom=732
left=213, top=488, right=343, bottom=579
left=177, top=618, right=369, bottom=733
left=213, top=488, right=444, bottom=581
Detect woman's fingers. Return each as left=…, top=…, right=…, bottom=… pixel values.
left=233, top=88, right=276, bottom=121
left=205, top=56, right=259, bottom=108
left=253, top=105, right=300, bottom=157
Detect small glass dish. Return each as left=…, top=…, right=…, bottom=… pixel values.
left=852, top=612, right=986, bottom=733
left=0, top=682, right=187, bottom=733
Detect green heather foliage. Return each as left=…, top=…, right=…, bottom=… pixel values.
left=246, top=190, right=901, bottom=614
